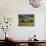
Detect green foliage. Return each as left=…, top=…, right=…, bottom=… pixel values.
left=18, top=16, right=34, bottom=26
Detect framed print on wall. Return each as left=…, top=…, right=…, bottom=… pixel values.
left=18, top=14, right=34, bottom=26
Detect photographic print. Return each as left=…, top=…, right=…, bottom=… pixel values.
left=18, top=14, right=34, bottom=26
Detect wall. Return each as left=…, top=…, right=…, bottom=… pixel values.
left=0, top=0, right=46, bottom=40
